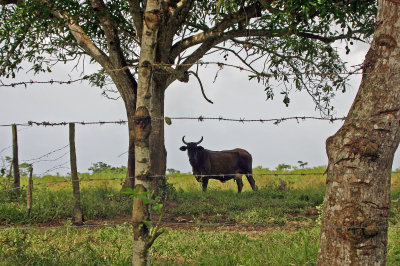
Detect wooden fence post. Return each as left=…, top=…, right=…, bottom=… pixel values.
left=69, top=123, right=83, bottom=225
left=12, top=124, right=20, bottom=191
left=27, top=166, right=33, bottom=216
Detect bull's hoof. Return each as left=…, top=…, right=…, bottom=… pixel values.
left=253, top=185, right=259, bottom=191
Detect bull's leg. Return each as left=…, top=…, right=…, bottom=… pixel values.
left=202, top=178, right=209, bottom=192
left=236, top=178, right=244, bottom=193
left=246, top=174, right=258, bottom=191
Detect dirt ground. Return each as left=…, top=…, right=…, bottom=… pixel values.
left=1, top=214, right=313, bottom=234
left=0, top=200, right=316, bottom=233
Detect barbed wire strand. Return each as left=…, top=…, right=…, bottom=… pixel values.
left=0, top=145, right=12, bottom=155
left=3, top=171, right=400, bottom=193
left=0, top=120, right=128, bottom=127
left=21, top=144, right=69, bottom=163
left=0, top=176, right=125, bottom=193
left=0, top=76, right=89, bottom=88
left=17, top=126, right=31, bottom=133
left=38, top=161, right=71, bottom=176
left=0, top=60, right=392, bottom=89
left=1, top=114, right=400, bottom=128
left=103, top=61, right=367, bottom=76
left=26, top=151, right=70, bottom=164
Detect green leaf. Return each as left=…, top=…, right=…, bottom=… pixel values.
left=283, top=95, right=290, bottom=107
left=121, top=186, right=141, bottom=197
left=165, top=117, right=172, bottom=125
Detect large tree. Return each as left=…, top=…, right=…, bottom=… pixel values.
left=0, top=0, right=376, bottom=188
left=318, top=0, right=400, bottom=264
left=0, top=0, right=377, bottom=264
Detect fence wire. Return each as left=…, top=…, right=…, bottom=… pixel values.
left=0, top=146, right=12, bottom=155
left=1, top=114, right=400, bottom=128
left=1, top=116, right=400, bottom=234
left=21, top=144, right=69, bottom=163
left=2, top=170, right=400, bottom=194
left=0, top=61, right=361, bottom=88
left=1, top=60, right=395, bottom=90
left=0, top=77, right=89, bottom=87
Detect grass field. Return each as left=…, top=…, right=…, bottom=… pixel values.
left=1, top=167, right=400, bottom=265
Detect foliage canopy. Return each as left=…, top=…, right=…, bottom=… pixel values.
left=0, top=0, right=376, bottom=111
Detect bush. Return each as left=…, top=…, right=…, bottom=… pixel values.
left=88, top=162, right=127, bottom=175
left=276, top=163, right=292, bottom=171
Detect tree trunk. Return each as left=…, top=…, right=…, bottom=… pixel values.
left=150, top=79, right=167, bottom=195
left=132, top=1, right=163, bottom=265
left=107, top=70, right=137, bottom=190
left=318, top=1, right=400, bottom=264
left=69, top=123, right=83, bottom=225
left=123, top=109, right=136, bottom=189
left=12, top=124, right=20, bottom=191
left=119, top=72, right=168, bottom=193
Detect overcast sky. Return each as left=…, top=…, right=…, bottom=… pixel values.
left=1, top=40, right=399, bottom=176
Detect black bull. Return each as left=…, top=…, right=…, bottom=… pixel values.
left=180, top=136, right=258, bottom=193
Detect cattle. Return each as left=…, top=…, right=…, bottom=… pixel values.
left=179, top=136, right=258, bottom=193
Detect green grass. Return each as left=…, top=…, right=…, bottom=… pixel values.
left=152, top=228, right=320, bottom=265
left=170, top=186, right=323, bottom=225
left=1, top=166, right=399, bottom=226
left=167, top=166, right=327, bottom=192
left=0, top=226, right=399, bottom=265
left=1, top=167, right=400, bottom=265
left=0, top=184, right=132, bottom=224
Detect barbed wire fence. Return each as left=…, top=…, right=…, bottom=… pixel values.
left=0, top=59, right=394, bottom=91
left=0, top=114, right=386, bottom=180
left=1, top=116, right=400, bottom=233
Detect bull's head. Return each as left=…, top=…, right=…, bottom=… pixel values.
left=179, top=136, right=204, bottom=168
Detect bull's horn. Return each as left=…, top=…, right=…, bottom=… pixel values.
left=182, top=136, right=188, bottom=145
left=195, top=136, right=203, bottom=145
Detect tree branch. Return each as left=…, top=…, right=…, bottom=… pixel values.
left=0, top=0, right=117, bottom=73
left=167, top=22, right=367, bottom=86
left=167, top=0, right=194, bottom=40
left=214, top=45, right=259, bottom=75
left=127, top=0, right=143, bottom=43
left=90, top=0, right=128, bottom=69
left=31, top=0, right=114, bottom=71
left=169, top=1, right=263, bottom=62
left=188, top=70, right=213, bottom=104
left=0, top=24, right=30, bottom=76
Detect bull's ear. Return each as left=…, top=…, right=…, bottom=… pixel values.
left=179, top=146, right=187, bottom=151
left=197, top=146, right=204, bottom=151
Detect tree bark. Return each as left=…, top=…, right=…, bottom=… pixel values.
left=107, top=71, right=137, bottom=190
left=132, top=1, right=163, bottom=265
left=12, top=124, right=20, bottom=191
left=69, top=123, right=83, bottom=225
left=124, top=116, right=136, bottom=189
left=122, top=103, right=136, bottom=190
left=318, top=1, right=400, bottom=264
left=149, top=79, right=167, bottom=195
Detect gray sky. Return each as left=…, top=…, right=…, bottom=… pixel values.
left=1, top=41, right=399, bottom=176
